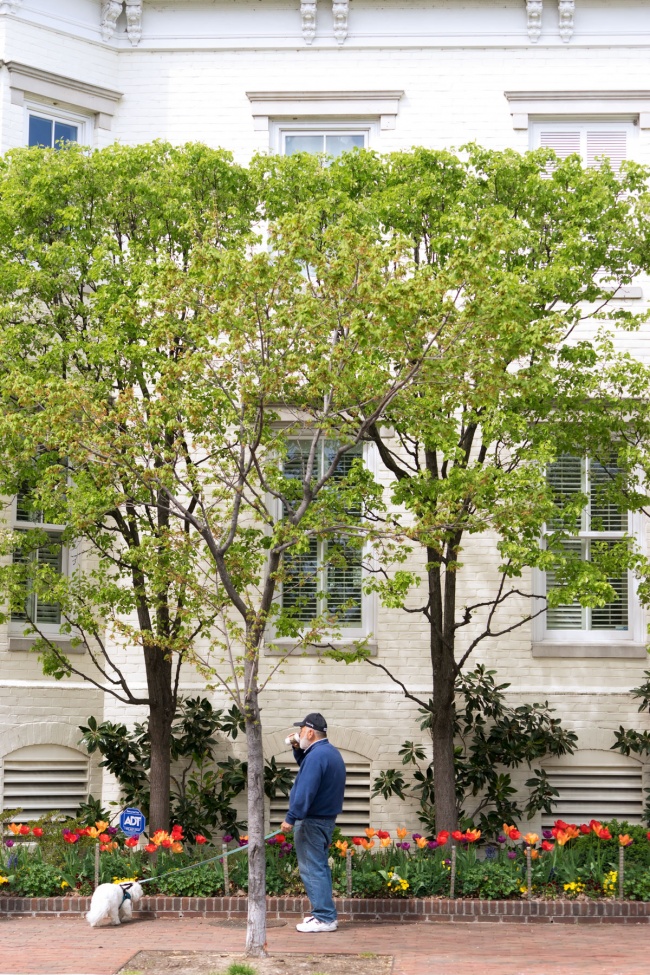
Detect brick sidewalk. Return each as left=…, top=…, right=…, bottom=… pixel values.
left=0, top=915, right=648, bottom=975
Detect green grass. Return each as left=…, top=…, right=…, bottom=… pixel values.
left=223, top=964, right=257, bottom=975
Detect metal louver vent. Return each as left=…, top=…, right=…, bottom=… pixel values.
left=586, top=131, right=626, bottom=172
left=3, top=746, right=89, bottom=820
left=269, top=759, right=371, bottom=836
left=541, top=765, right=643, bottom=827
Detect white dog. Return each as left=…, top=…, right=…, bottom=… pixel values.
left=86, top=881, right=143, bottom=927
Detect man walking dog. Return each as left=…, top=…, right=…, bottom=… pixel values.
left=281, top=712, right=346, bottom=932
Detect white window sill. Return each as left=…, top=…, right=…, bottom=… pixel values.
left=265, top=639, right=377, bottom=657
left=532, top=642, right=647, bottom=658
left=8, top=635, right=84, bottom=654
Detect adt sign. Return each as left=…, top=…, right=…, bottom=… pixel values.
left=119, top=807, right=146, bottom=837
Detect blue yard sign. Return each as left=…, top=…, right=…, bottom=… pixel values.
left=119, top=806, right=146, bottom=837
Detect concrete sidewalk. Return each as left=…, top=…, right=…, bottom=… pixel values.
left=0, top=915, right=648, bottom=975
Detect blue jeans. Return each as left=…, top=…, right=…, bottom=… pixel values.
left=293, top=816, right=337, bottom=923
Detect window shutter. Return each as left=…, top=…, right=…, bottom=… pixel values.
left=2, top=744, right=89, bottom=820
left=586, top=130, right=626, bottom=171
left=282, top=538, right=319, bottom=622
left=325, top=540, right=362, bottom=624
left=547, top=454, right=582, bottom=532
left=35, top=533, right=63, bottom=624
left=590, top=457, right=624, bottom=532
left=541, top=764, right=643, bottom=826
left=546, top=538, right=583, bottom=630
left=539, top=130, right=582, bottom=159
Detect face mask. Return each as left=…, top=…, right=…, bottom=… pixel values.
left=299, top=732, right=310, bottom=750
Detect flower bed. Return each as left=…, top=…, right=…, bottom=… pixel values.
left=2, top=817, right=650, bottom=903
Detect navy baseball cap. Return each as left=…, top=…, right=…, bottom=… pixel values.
left=293, top=712, right=327, bottom=732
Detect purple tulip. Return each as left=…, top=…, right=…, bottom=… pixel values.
left=401, top=842, right=411, bottom=851
left=507, top=850, right=517, bottom=860
left=497, top=834, right=507, bottom=844
left=281, top=842, right=293, bottom=852
left=543, top=830, right=553, bottom=840
left=4, top=838, right=14, bottom=847
left=412, top=833, right=422, bottom=840
left=238, top=838, right=247, bottom=847
left=222, top=834, right=233, bottom=844
left=427, top=841, right=438, bottom=850
left=107, top=826, right=118, bottom=837
left=62, top=828, right=71, bottom=836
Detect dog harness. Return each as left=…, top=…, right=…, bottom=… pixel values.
left=120, top=884, right=132, bottom=907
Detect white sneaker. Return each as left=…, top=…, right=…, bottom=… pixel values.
left=296, top=917, right=338, bottom=933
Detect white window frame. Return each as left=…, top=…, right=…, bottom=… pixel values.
left=531, top=459, right=646, bottom=657
left=529, top=118, right=637, bottom=164
left=25, top=100, right=90, bottom=148
left=266, top=438, right=378, bottom=653
left=271, top=119, right=378, bottom=156
left=9, top=492, right=69, bottom=643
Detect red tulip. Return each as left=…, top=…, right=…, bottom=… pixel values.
left=32, top=827, right=43, bottom=838
left=436, top=831, right=450, bottom=846
left=125, top=836, right=139, bottom=848
left=63, top=833, right=79, bottom=844
left=541, top=840, right=554, bottom=852
left=161, top=838, right=172, bottom=849
left=377, top=830, right=390, bottom=840
left=352, top=837, right=364, bottom=846
left=579, top=824, right=590, bottom=834
left=597, top=827, right=612, bottom=841
left=451, top=830, right=463, bottom=842
left=145, top=843, right=157, bottom=853
left=195, top=834, right=207, bottom=845
left=19, top=825, right=30, bottom=835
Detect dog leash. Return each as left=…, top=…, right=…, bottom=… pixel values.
left=135, top=829, right=284, bottom=887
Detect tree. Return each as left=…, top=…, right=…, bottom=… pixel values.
left=257, top=145, right=650, bottom=832
left=0, top=141, right=255, bottom=834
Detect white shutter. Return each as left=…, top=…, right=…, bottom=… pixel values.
left=269, top=751, right=371, bottom=836
left=539, top=131, right=581, bottom=160
left=2, top=744, right=89, bottom=820
left=586, top=130, right=626, bottom=172
left=542, top=764, right=643, bottom=826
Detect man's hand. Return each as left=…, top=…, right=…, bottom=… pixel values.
left=280, top=821, right=293, bottom=833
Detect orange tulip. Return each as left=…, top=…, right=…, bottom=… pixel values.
left=396, top=827, right=408, bottom=840
left=380, top=837, right=392, bottom=848
left=531, top=849, right=540, bottom=860
left=464, top=829, right=481, bottom=843
left=171, top=841, right=183, bottom=853
left=8, top=824, right=21, bottom=835
left=524, top=833, right=539, bottom=847
left=415, top=837, right=428, bottom=849
left=365, top=828, right=376, bottom=838
left=95, top=821, right=109, bottom=833
left=619, top=834, right=634, bottom=847
left=87, top=827, right=99, bottom=839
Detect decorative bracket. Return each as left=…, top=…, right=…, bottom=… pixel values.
left=301, top=1, right=317, bottom=45
left=332, top=1, right=349, bottom=45
left=526, top=0, right=543, bottom=43
left=0, top=1, right=22, bottom=13
left=100, top=0, right=122, bottom=41
left=125, top=0, right=142, bottom=46
left=100, top=1, right=142, bottom=45
left=558, top=0, right=574, bottom=43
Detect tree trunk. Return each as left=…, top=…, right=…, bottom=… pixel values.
left=428, top=547, right=459, bottom=834
left=244, top=684, right=268, bottom=957
left=143, top=642, right=174, bottom=833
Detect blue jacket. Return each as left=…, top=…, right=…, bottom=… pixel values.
left=285, top=738, right=346, bottom=825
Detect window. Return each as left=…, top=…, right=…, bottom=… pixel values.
left=11, top=488, right=65, bottom=630
left=28, top=111, right=79, bottom=148
left=545, top=455, right=628, bottom=632
left=280, top=441, right=364, bottom=630
left=2, top=744, right=89, bottom=820
left=531, top=120, right=634, bottom=171
left=282, top=129, right=366, bottom=158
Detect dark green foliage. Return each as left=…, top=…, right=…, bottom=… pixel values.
left=373, top=665, right=577, bottom=834
left=79, top=697, right=248, bottom=840
left=11, top=861, right=63, bottom=897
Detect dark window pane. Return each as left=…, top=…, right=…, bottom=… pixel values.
left=53, top=121, right=78, bottom=147
left=29, top=115, right=53, bottom=148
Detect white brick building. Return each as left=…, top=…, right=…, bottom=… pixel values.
left=1, top=0, right=650, bottom=834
